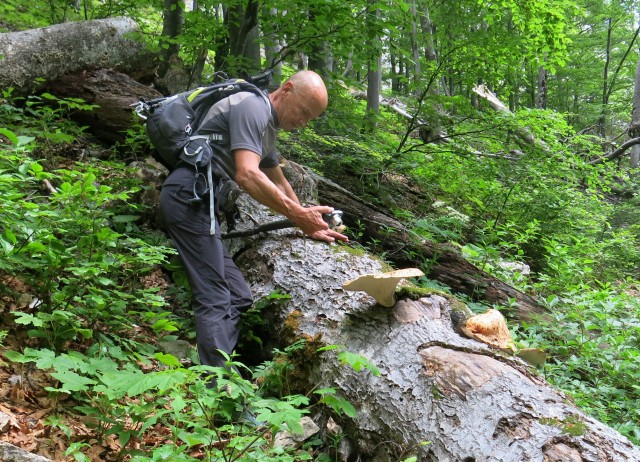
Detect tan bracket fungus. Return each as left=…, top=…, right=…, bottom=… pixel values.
left=461, top=309, right=516, bottom=352
left=461, top=308, right=547, bottom=365
left=342, top=268, right=424, bottom=307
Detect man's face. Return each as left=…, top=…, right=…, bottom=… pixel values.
left=278, top=85, right=326, bottom=131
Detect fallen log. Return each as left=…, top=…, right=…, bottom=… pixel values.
left=44, top=68, right=161, bottom=144
left=0, top=17, right=155, bottom=95
left=473, top=84, right=550, bottom=153
left=306, top=170, right=546, bottom=321
left=235, top=229, right=640, bottom=461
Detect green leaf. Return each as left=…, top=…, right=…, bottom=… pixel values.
left=318, top=393, right=357, bottom=418
left=50, top=371, right=96, bottom=392
left=155, top=352, right=182, bottom=368
left=0, top=127, right=18, bottom=146
left=3, top=350, right=27, bottom=362
left=337, top=351, right=381, bottom=375
left=13, top=312, right=44, bottom=327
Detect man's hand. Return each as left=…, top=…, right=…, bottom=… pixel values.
left=299, top=205, right=349, bottom=243
left=234, top=151, right=348, bottom=242
left=309, top=228, right=349, bottom=243
left=292, top=205, right=332, bottom=235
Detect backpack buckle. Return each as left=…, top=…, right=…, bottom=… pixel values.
left=208, top=133, right=225, bottom=143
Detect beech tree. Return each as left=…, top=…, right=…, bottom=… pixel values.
left=630, top=53, right=640, bottom=168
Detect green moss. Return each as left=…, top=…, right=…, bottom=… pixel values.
left=396, top=285, right=445, bottom=300
left=331, top=243, right=369, bottom=258
left=396, top=286, right=469, bottom=309
left=540, top=416, right=587, bottom=437
left=279, top=312, right=326, bottom=395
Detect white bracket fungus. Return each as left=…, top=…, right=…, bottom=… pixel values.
left=342, top=268, right=424, bottom=307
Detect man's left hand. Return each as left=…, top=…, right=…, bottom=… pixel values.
left=309, top=228, right=349, bottom=243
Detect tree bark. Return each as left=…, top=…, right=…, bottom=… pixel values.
left=409, top=2, right=421, bottom=93
left=234, top=219, right=640, bottom=461
left=224, top=0, right=260, bottom=76
left=0, top=17, right=155, bottom=95
left=364, top=0, right=382, bottom=130
left=537, top=65, right=548, bottom=109
left=263, top=8, right=283, bottom=88
left=44, top=69, right=162, bottom=145
left=630, top=54, right=640, bottom=169
left=157, top=0, right=184, bottom=79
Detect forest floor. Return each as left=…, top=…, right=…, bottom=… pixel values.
left=0, top=271, right=186, bottom=462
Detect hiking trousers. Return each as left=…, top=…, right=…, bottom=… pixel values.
left=159, top=167, right=253, bottom=369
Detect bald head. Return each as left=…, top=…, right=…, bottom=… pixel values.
left=269, top=70, right=329, bottom=131
left=285, top=70, right=328, bottom=110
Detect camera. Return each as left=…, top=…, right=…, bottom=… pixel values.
left=322, top=210, right=344, bottom=230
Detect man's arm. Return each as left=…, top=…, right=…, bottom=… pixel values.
left=234, top=149, right=348, bottom=243
left=261, top=164, right=300, bottom=205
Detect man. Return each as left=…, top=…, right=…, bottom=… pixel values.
left=159, top=70, right=348, bottom=371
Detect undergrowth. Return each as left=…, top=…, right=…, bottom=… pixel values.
left=1, top=93, right=381, bottom=461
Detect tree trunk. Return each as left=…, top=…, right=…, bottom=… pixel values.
left=409, top=2, right=421, bottom=93
left=365, top=55, right=382, bottom=130
left=225, top=0, right=259, bottom=76
left=537, top=65, right=548, bottom=109
left=157, top=0, right=184, bottom=79
left=628, top=50, right=640, bottom=168
left=365, top=1, right=382, bottom=130
left=598, top=18, right=613, bottom=138
left=263, top=8, right=283, bottom=87
left=243, top=24, right=262, bottom=75
left=0, top=17, right=156, bottom=95
left=233, top=210, right=640, bottom=461
left=418, top=2, right=448, bottom=96
left=631, top=145, right=640, bottom=168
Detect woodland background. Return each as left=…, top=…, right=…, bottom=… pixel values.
left=0, top=0, right=639, bottom=461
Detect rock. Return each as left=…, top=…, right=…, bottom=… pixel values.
left=274, top=416, right=320, bottom=449
left=0, top=442, right=54, bottom=462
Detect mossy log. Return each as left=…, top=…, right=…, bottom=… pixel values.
left=44, top=68, right=161, bottom=144
left=234, top=228, right=640, bottom=461
left=0, top=17, right=155, bottom=95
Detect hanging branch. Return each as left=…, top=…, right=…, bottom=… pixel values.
left=605, top=26, right=640, bottom=104
left=588, top=137, right=640, bottom=165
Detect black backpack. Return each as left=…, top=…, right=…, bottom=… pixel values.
left=133, top=71, right=273, bottom=235
left=133, top=71, right=273, bottom=171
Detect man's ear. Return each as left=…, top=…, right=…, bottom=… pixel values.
left=282, top=80, right=295, bottom=94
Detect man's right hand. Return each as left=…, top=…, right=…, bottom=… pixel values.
left=293, top=206, right=349, bottom=243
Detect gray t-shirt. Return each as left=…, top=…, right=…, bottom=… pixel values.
left=199, top=91, right=279, bottom=180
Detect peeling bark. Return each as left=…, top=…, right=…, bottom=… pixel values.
left=234, top=226, right=640, bottom=461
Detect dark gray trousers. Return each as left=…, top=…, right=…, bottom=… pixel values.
left=159, top=167, right=253, bottom=369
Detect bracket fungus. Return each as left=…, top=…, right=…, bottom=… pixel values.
left=460, top=308, right=516, bottom=352
left=461, top=309, right=547, bottom=365
left=342, top=268, right=424, bottom=307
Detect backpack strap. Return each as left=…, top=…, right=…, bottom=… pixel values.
left=203, top=83, right=271, bottom=145
left=207, top=162, right=215, bottom=235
